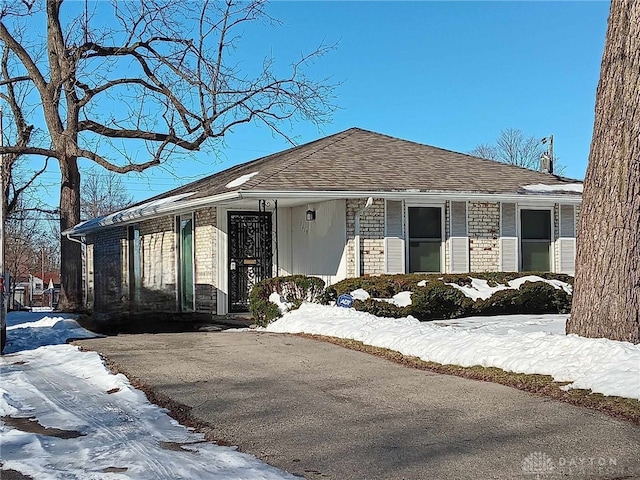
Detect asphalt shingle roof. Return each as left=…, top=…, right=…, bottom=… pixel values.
left=146, top=127, right=582, bottom=202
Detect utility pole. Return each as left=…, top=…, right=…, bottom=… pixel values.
left=541, top=135, right=554, bottom=174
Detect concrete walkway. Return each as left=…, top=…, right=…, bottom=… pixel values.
left=76, top=331, right=640, bottom=480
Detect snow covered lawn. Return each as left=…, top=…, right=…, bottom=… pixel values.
left=265, top=303, right=640, bottom=400
left=0, top=312, right=297, bottom=480
left=3, top=301, right=638, bottom=479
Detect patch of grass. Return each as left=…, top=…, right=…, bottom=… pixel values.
left=298, top=334, right=640, bottom=425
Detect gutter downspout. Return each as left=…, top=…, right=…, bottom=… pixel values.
left=354, top=197, right=374, bottom=278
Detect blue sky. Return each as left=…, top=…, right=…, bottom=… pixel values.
left=36, top=1, right=610, bottom=205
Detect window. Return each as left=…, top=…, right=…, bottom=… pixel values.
left=408, top=206, right=442, bottom=273
left=520, top=209, right=551, bottom=271
left=177, top=214, right=195, bottom=311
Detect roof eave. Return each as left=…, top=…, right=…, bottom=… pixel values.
left=64, top=191, right=242, bottom=236
left=65, top=187, right=582, bottom=237
left=240, top=189, right=583, bottom=204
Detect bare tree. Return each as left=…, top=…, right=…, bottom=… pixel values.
left=567, top=0, right=639, bottom=343
left=4, top=198, right=59, bottom=308
left=1, top=43, right=49, bottom=217
left=470, top=128, right=564, bottom=174
left=81, top=170, right=133, bottom=220
left=0, top=0, right=335, bottom=310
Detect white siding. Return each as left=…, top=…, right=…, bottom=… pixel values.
left=560, top=204, right=576, bottom=237
left=289, top=200, right=348, bottom=285
left=276, top=207, right=293, bottom=277
left=558, top=204, right=576, bottom=274
left=385, top=200, right=405, bottom=274
left=558, top=238, right=576, bottom=275
left=449, top=201, right=469, bottom=273
left=500, top=202, right=518, bottom=271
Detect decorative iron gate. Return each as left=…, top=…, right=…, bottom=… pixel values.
left=228, top=211, right=273, bottom=312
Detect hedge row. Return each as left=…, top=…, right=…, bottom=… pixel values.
left=249, top=273, right=573, bottom=325
left=249, top=275, right=326, bottom=327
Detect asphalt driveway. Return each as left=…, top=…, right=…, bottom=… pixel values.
left=75, top=331, right=640, bottom=480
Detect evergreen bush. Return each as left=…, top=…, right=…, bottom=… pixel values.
left=249, top=275, right=325, bottom=327
left=251, top=272, right=573, bottom=326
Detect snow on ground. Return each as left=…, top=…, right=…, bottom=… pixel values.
left=0, top=312, right=297, bottom=480
left=265, top=303, right=640, bottom=400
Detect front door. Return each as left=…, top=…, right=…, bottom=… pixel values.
left=228, top=211, right=273, bottom=312
left=407, top=206, right=442, bottom=273
left=520, top=209, right=552, bottom=271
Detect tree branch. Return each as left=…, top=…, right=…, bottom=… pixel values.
left=75, top=147, right=160, bottom=173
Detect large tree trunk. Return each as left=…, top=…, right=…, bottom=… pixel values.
left=58, top=157, right=83, bottom=311
left=567, top=0, right=640, bottom=343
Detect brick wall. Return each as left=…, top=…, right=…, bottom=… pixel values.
left=346, top=199, right=385, bottom=277
left=194, top=208, right=216, bottom=312
left=87, top=208, right=219, bottom=315
left=138, top=216, right=177, bottom=311
left=468, top=201, right=500, bottom=272
left=88, top=227, right=128, bottom=314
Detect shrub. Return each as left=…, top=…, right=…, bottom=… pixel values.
left=329, top=273, right=572, bottom=321
left=251, top=273, right=573, bottom=326
left=328, top=276, right=473, bottom=321
left=249, top=275, right=325, bottom=327
left=353, top=299, right=409, bottom=319
left=473, top=281, right=572, bottom=316
left=409, top=280, right=474, bottom=320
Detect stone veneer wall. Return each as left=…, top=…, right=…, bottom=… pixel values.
left=346, top=198, right=385, bottom=277
left=468, top=201, right=500, bottom=272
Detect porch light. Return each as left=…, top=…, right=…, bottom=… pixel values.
left=305, top=209, right=316, bottom=221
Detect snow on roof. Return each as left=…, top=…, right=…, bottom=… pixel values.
left=522, top=183, right=583, bottom=193
left=225, top=171, right=259, bottom=189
